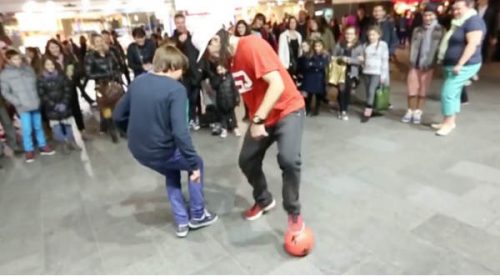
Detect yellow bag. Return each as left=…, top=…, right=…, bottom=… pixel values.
left=102, top=108, right=113, bottom=119
left=328, top=58, right=347, bottom=86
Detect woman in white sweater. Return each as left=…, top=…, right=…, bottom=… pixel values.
left=361, top=25, right=389, bottom=123
left=278, top=17, right=303, bottom=81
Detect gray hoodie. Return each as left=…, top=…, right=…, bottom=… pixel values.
left=0, top=64, right=40, bottom=113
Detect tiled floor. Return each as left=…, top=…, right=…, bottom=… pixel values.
left=1, top=61, right=500, bottom=274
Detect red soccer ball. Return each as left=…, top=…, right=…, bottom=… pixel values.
left=284, top=227, right=315, bottom=257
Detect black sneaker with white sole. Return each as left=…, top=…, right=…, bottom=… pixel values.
left=176, top=224, right=189, bottom=238
left=188, top=210, right=218, bottom=229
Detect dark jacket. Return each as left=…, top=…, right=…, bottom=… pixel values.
left=171, top=30, right=201, bottom=89
left=482, top=5, right=498, bottom=41
left=358, top=15, right=372, bottom=43
left=374, top=18, right=398, bottom=55
left=211, top=72, right=240, bottom=112
left=85, top=50, right=121, bottom=83
left=37, top=72, right=73, bottom=120
left=127, top=39, right=156, bottom=77
left=299, top=54, right=329, bottom=95
left=113, top=73, right=199, bottom=170
left=409, top=23, right=445, bottom=70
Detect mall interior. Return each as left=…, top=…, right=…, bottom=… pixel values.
left=1, top=0, right=500, bottom=274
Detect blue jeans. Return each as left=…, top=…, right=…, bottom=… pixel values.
left=19, top=111, right=47, bottom=152
left=137, top=150, right=205, bottom=226
left=51, top=123, right=74, bottom=142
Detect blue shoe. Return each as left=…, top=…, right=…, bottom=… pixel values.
left=188, top=210, right=218, bottom=229
left=176, top=224, right=189, bottom=238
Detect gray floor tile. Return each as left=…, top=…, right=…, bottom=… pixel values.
left=412, top=214, right=500, bottom=272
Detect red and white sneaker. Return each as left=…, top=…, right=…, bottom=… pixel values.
left=288, top=214, right=305, bottom=234
left=25, top=152, right=35, bottom=163
left=40, top=146, right=56, bottom=156
left=244, top=199, right=276, bottom=221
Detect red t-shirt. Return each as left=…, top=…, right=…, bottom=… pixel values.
left=231, top=35, right=305, bottom=127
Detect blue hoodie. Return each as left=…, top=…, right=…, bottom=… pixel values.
left=113, top=73, right=199, bottom=170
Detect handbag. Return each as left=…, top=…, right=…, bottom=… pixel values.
left=97, top=81, right=124, bottom=107
left=374, top=86, right=391, bottom=111
left=328, top=58, right=347, bottom=86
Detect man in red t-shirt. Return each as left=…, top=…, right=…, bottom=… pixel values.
left=192, top=26, right=307, bottom=235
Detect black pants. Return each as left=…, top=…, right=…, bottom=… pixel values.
left=461, top=87, right=469, bottom=104
left=305, top=93, right=322, bottom=114
left=187, top=87, right=201, bottom=122
left=71, top=86, right=85, bottom=131
left=219, top=108, right=237, bottom=130
left=337, top=77, right=353, bottom=112
left=0, top=105, right=20, bottom=151
left=238, top=109, right=305, bottom=215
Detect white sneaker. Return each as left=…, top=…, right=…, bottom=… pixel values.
left=401, top=110, right=413, bottom=123
left=190, top=120, right=200, bottom=131
left=220, top=129, right=228, bottom=138
left=234, top=128, right=242, bottom=137
left=341, top=111, right=349, bottom=121
left=413, top=110, right=422, bottom=124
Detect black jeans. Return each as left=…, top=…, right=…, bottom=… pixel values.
left=337, top=77, right=353, bottom=112
left=461, top=87, right=469, bottom=104
left=305, top=93, right=321, bottom=114
left=238, top=109, right=305, bottom=215
left=219, top=108, right=237, bottom=130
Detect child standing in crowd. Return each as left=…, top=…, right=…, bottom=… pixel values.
left=212, top=64, right=241, bottom=138
left=0, top=49, right=55, bottom=162
left=332, top=26, right=364, bottom=121
left=361, top=26, right=389, bottom=123
left=38, top=57, right=81, bottom=152
left=113, top=45, right=217, bottom=238
left=300, top=39, right=329, bottom=116
left=402, top=4, right=444, bottom=124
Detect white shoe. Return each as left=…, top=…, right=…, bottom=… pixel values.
left=220, top=129, right=228, bottom=138
left=436, top=124, right=456, bottom=136
left=234, top=128, right=242, bottom=137
left=413, top=110, right=422, bottom=124
left=401, top=110, right=413, bottom=123
left=341, top=111, right=349, bottom=121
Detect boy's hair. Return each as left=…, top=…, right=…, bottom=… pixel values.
left=174, top=13, right=185, bottom=20
left=152, top=45, right=188, bottom=73
left=132, top=27, right=146, bottom=38
left=5, top=49, right=20, bottom=60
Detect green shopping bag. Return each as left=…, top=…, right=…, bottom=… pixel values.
left=374, top=86, right=390, bottom=111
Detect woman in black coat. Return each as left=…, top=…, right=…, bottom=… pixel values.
left=38, top=57, right=80, bottom=150
left=85, top=33, right=122, bottom=143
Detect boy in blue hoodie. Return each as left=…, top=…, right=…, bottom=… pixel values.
left=113, top=45, right=217, bottom=238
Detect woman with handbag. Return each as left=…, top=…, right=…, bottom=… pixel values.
left=85, top=33, right=123, bottom=143
left=332, top=26, right=364, bottom=121
left=38, top=57, right=81, bottom=153
left=360, top=26, right=390, bottom=123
